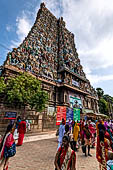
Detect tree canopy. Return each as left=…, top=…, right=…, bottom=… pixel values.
left=96, top=88, right=104, bottom=99
left=99, top=98, right=108, bottom=115
left=0, top=77, right=6, bottom=94
left=0, top=73, right=48, bottom=113
left=96, top=87, right=113, bottom=116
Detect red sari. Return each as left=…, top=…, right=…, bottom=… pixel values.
left=17, top=121, right=26, bottom=146
left=58, top=146, right=76, bottom=170
left=96, top=136, right=110, bottom=170
left=89, top=124, right=96, bottom=147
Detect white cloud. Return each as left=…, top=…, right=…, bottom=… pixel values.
left=60, top=0, right=113, bottom=67
left=87, top=74, right=113, bottom=84
left=79, top=36, right=113, bottom=71
left=16, top=15, right=31, bottom=41
left=10, top=12, right=32, bottom=48
left=41, top=0, right=62, bottom=17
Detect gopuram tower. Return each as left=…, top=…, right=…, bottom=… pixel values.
left=1, top=3, right=99, bottom=129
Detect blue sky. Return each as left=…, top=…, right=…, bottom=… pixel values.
left=0, top=0, right=113, bottom=96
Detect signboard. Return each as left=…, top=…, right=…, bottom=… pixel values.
left=66, top=108, right=73, bottom=120
left=4, top=112, right=17, bottom=119
left=56, top=106, right=66, bottom=125
left=72, top=79, right=79, bottom=87
left=73, top=108, right=80, bottom=122
left=69, top=96, right=82, bottom=108
left=47, top=106, right=55, bottom=116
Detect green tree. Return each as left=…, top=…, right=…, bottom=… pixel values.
left=96, top=88, right=104, bottom=99
left=103, top=94, right=113, bottom=115
left=99, top=98, right=108, bottom=115
left=3, top=73, right=48, bottom=116
left=0, top=77, right=6, bottom=93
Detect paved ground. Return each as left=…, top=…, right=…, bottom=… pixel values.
left=8, top=136, right=99, bottom=170
left=76, top=147, right=99, bottom=170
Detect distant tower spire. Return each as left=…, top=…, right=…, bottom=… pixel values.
left=40, top=2, right=46, bottom=9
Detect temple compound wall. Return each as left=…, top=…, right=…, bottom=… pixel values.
left=0, top=3, right=99, bottom=132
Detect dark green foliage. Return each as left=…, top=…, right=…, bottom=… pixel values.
left=99, top=98, right=108, bottom=115
left=96, top=88, right=104, bottom=99
left=96, top=87, right=113, bottom=115
left=0, top=77, right=6, bottom=93
left=0, top=73, right=48, bottom=112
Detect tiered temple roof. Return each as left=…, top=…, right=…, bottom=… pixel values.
left=4, top=3, right=97, bottom=98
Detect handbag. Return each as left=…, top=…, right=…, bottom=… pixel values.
left=4, top=142, right=16, bottom=158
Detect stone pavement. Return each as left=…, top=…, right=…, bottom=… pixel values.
left=8, top=132, right=99, bottom=170
left=23, top=130, right=56, bottom=143
left=76, top=147, right=99, bottom=170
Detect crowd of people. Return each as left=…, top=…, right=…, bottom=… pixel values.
left=54, top=118, right=113, bottom=170
left=0, top=116, right=26, bottom=170
left=1, top=115, right=113, bottom=170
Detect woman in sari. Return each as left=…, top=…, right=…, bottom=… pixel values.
left=16, top=118, right=26, bottom=146
left=54, top=135, right=76, bottom=170
left=82, top=124, right=92, bottom=157
left=0, top=124, right=16, bottom=170
left=96, top=128, right=111, bottom=170
left=89, top=123, right=96, bottom=148
left=73, top=122, right=79, bottom=151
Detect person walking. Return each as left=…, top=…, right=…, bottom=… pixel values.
left=0, top=124, right=16, bottom=170
left=64, top=124, right=70, bottom=137
left=13, top=116, right=21, bottom=140
left=68, top=119, right=72, bottom=133
left=16, top=118, right=26, bottom=146
left=73, top=122, right=79, bottom=151
left=57, top=118, right=65, bottom=150
left=82, top=124, right=92, bottom=157
left=54, top=135, right=76, bottom=170
left=89, top=122, right=96, bottom=148
left=96, top=128, right=112, bottom=170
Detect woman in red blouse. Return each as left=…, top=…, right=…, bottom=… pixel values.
left=54, top=135, right=76, bottom=170
left=0, top=124, right=16, bottom=170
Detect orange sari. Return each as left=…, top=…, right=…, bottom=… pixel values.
left=96, top=136, right=110, bottom=170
